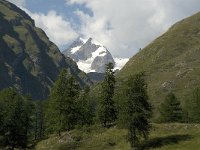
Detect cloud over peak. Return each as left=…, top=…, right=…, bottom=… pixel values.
left=8, top=0, right=200, bottom=57
left=67, top=0, right=200, bottom=57
left=29, top=11, right=78, bottom=46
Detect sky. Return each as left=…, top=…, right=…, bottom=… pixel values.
left=8, top=0, right=200, bottom=58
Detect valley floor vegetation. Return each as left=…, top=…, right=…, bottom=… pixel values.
left=0, top=63, right=200, bottom=150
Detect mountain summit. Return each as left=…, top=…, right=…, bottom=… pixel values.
left=63, top=37, right=115, bottom=73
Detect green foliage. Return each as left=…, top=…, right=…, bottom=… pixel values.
left=98, top=63, right=118, bottom=127
left=185, top=88, right=200, bottom=123
left=159, top=93, right=183, bottom=123
left=0, top=88, right=34, bottom=149
left=77, top=86, right=94, bottom=126
left=34, top=100, right=46, bottom=140
left=126, top=72, right=152, bottom=148
left=46, top=69, right=80, bottom=135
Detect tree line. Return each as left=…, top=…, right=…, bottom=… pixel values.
left=0, top=63, right=200, bottom=149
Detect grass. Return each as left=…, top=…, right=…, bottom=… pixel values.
left=36, top=123, right=200, bottom=150
left=115, top=12, right=200, bottom=108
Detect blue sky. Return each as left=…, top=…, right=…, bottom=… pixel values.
left=8, top=0, right=200, bottom=58
left=26, top=0, right=92, bottom=26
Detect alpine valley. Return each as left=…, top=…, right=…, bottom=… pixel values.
left=2, top=0, right=200, bottom=150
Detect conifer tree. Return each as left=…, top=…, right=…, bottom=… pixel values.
left=98, top=62, right=117, bottom=127
left=34, top=101, right=45, bottom=140
left=0, top=89, right=34, bottom=149
left=126, top=73, right=152, bottom=148
left=186, top=88, right=200, bottom=123
left=159, top=92, right=183, bottom=122
left=78, top=86, right=94, bottom=126
left=47, top=69, right=80, bottom=135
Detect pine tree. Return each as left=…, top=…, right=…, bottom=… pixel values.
left=78, top=86, right=94, bottom=126
left=126, top=73, right=152, bottom=148
left=0, top=88, right=34, bottom=149
left=98, top=62, right=117, bottom=127
left=186, top=88, right=200, bottom=123
left=47, top=69, right=80, bottom=135
left=63, top=74, right=80, bottom=129
left=34, top=101, right=45, bottom=140
left=159, top=92, right=183, bottom=122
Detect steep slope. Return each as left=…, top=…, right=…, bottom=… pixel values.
left=0, top=1, right=92, bottom=99
left=117, top=12, right=200, bottom=105
left=63, top=37, right=115, bottom=73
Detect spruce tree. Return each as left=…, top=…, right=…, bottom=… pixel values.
left=0, top=89, right=34, bottom=149
left=47, top=69, right=80, bottom=135
left=34, top=101, right=45, bottom=140
left=159, top=92, right=183, bottom=122
left=78, top=86, right=94, bottom=126
left=126, top=73, right=152, bottom=148
left=64, top=74, right=80, bottom=129
left=186, top=88, right=200, bottom=123
left=98, top=62, right=117, bottom=127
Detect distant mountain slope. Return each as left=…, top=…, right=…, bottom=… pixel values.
left=117, top=12, right=200, bottom=105
left=0, top=1, right=92, bottom=99
left=87, top=72, right=105, bottom=83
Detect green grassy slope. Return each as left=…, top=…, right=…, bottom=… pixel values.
left=36, top=124, right=200, bottom=150
left=117, top=12, right=200, bottom=106
left=0, top=1, right=92, bottom=99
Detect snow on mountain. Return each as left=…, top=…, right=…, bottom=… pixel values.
left=79, top=37, right=88, bottom=43
left=63, top=37, right=128, bottom=73
left=91, top=38, right=103, bottom=47
left=64, top=37, right=86, bottom=55
left=71, top=46, right=82, bottom=54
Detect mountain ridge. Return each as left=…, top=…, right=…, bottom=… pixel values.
left=64, top=37, right=129, bottom=73
left=116, top=11, right=200, bottom=105
left=0, top=0, right=92, bottom=99
left=63, top=37, right=115, bottom=73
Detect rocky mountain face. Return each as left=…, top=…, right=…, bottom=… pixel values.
left=63, top=37, right=115, bottom=73
left=0, top=1, right=92, bottom=99
left=117, top=12, right=200, bottom=105
left=87, top=72, right=105, bottom=83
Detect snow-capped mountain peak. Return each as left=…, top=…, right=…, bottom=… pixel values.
left=79, top=37, right=88, bottom=44
left=90, top=38, right=103, bottom=47
left=71, top=46, right=82, bottom=54
left=63, top=37, right=128, bottom=73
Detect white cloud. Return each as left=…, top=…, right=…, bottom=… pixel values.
left=8, top=0, right=78, bottom=49
left=67, top=0, right=200, bottom=57
left=7, top=0, right=26, bottom=7
left=114, top=58, right=129, bottom=70
left=7, top=0, right=200, bottom=58
left=27, top=10, right=78, bottom=47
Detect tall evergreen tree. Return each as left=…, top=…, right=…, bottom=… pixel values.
left=47, top=69, right=80, bottom=135
left=126, top=73, right=152, bottom=148
left=186, top=88, right=200, bottom=123
left=78, top=86, right=94, bottom=126
left=159, top=92, right=183, bottom=122
left=98, top=63, right=117, bottom=127
left=0, top=89, right=34, bottom=149
left=34, top=101, right=45, bottom=140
